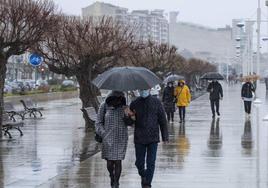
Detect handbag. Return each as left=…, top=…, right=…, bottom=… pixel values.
left=95, top=133, right=102, bottom=143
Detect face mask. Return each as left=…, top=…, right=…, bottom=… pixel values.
left=139, top=90, right=150, bottom=98
left=168, top=84, right=173, bottom=87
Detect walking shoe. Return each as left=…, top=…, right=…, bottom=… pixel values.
left=212, top=114, right=215, bottom=119
left=217, top=112, right=220, bottom=116
left=179, top=120, right=183, bottom=123
left=110, top=175, right=115, bottom=187
left=143, top=185, right=152, bottom=188
left=114, top=182, right=119, bottom=188
left=141, top=177, right=146, bottom=187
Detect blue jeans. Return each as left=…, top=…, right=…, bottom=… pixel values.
left=135, top=143, right=158, bottom=186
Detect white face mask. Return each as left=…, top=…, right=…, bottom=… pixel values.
left=168, top=84, right=173, bottom=87
left=139, top=90, right=150, bottom=98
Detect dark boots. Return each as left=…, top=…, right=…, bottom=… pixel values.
left=110, top=175, right=119, bottom=188
left=110, top=175, right=115, bottom=187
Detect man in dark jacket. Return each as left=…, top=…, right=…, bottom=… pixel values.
left=129, top=89, right=169, bottom=188
left=207, top=80, right=223, bottom=118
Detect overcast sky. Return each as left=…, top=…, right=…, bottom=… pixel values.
left=53, top=0, right=268, bottom=28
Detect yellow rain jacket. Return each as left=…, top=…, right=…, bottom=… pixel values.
left=174, top=85, right=191, bottom=107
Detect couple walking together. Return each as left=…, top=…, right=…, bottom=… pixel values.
left=95, top=90, right=169, bottom=188
left=162, top=80, right=191, bottom=123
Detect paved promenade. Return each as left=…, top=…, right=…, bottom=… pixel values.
left=2, top=83, right=268, bottom=187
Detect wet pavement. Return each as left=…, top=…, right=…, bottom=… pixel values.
left=2, top=84, right=268, bottom=187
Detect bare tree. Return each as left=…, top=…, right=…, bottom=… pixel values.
left=126, top=40, right=216, bottom=88
left=0, top=0, right=57, bottom=132
left=38, top=16, right=137, bottom=128
left=127, top=41, right=178, bottom=78
left=180, top=58, right=216, bottom=88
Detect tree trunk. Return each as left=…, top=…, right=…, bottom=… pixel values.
left=0, top=57, right=7, bottom=137
left=76, top=72, right=99, bottom=129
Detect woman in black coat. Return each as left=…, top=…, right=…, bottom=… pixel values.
left=241, top=78, right=255, bottom=116
left=162, top=82, right=176, bottom=122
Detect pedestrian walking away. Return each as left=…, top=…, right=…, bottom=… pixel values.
left=162, top=82, right=176, bottom=123
left=207, top=80, right=223, bottom=118
left=129, top=89, right=169, bottom=188
left=241, top=77, right=255, bottom=117
left=95, top=91, right=132, bottom=188
left=174, top=80, right=191, bottom=123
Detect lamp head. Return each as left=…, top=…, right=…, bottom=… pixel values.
left=236, top=22, right=245, bottom=28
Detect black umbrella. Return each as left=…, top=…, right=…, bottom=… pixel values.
left=92, top=67, right=162, bottom=91
left=163, top=74, right=185, bottom=83
left=201, top=72, right=224, bottom=80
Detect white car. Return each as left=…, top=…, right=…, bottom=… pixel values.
left=36, top=79, right=48, bottom=87
left=150, top=85, right=161, bottom=97
left=62, top=80, right=75, bottom=87
left=4, top=84, right=12, bottom=93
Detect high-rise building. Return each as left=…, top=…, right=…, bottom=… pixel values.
left=169, top=12, right=237, bottom=74
left=82, top=1, right=128, bottom=22
left=82, top=2, right=169, bottom=44
left=169, top=11, right=179, bottom=24
left=129, top=9, right=169, bottom=43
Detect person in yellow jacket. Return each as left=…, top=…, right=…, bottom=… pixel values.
left=174, top=80, right=191, bottom=123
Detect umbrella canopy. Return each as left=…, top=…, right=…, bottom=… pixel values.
left=240, top=75, right=260, bottom=82
left=92, top=67, right=162, bottom=91
left=163, top=74, right=185, bottom=83
left=201, top=72, right=224, bottom=80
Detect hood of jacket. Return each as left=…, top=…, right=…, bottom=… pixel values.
left=105, top=91, right=126, bottom=106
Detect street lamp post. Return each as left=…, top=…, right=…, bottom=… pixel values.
left=244, top=21, right=255, bottom=75
left=263, top=0, right=268, bottom=121
left=257, top=0, right=261, bottom=78
left=237, top=23, right=244, bottom=76
left=254, top=0, right=262, bottom=104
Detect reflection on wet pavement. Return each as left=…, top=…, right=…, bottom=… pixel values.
left=2, top=84, right=268, bottom=187
left=241, top=119, right=253, bottom=150
left=208, top=118, right=222, bottom=150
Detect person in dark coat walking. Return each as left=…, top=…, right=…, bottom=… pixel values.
left=207, top=80, right=223, bottom=118
left=95, top=91, right=129, bottom=188
left=241, top=77, right=255, bottom=117
left=128, top=89, right=169, bottom=188
left=265, top=77, right=268, bottom=90
left=162, top=82, right=176, bottom=123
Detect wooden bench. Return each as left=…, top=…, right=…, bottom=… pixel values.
left=4, top=102, right=25, bottom=121
left=2, top=113, right=24, bottom=139
left=81, top=107, right=97, bottom=129
left=20, top=99, right=44, bottom=118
